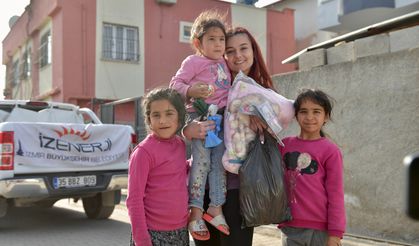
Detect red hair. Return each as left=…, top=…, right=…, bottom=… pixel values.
left=226, top=27, right=273, bottom=90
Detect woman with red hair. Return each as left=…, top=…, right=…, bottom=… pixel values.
left=183, top=26, right=275, bottom=246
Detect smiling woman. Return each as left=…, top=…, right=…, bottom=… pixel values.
left=225, top=27, right=273, bottom=90
left=224, top=33, right=254, bottom=76
left=183, top=26, right=277, bottom=246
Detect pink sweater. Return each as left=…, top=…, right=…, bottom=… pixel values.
left=279, top=136, right=346, bottom=238
left=126, top=134, right=189, bottom=246
left=169, top=55, right=231, bottom=112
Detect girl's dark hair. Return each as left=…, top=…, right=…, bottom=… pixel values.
left=226, top=27, right=273, bottom=90
left=142, top=87, right=186, bottom=132
left=294, top=89, right=335, bottom=137
left=191, top=10, right=226, bottom=42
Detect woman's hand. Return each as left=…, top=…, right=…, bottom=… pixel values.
left=182, top=119, right=216, bottom=140
left=249, top=115, right=276, bottom=139
left=187, top=82, right=214, bottom=99
left=327, top=236, right=342, bottom=246
left=249, top=115, right=267, bottom=134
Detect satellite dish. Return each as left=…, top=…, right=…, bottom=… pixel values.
left=8, top=15, right=20, bottom=29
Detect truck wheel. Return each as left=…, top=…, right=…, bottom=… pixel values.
left=82, top=192, right=115, bottom=219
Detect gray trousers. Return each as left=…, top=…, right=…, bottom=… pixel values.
left=281, top=226, right=328, bottom=246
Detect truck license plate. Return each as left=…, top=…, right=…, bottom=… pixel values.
left=53, top=175, right=97, bottom=189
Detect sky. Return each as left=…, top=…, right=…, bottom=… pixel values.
left=0, top=0, right=31, bottom=99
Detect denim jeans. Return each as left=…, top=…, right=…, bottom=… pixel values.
left=188, top=113, right=226, bottom=211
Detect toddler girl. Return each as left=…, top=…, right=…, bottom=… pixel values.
left=170, top=10, right=230, bottom=240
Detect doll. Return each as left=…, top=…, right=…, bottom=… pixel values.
left=205, top=104, right=223, bottom=148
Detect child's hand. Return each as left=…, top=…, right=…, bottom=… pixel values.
left=187, top=82, right=215, bottom=99
left=327, top=236, right=342, bottom=246
left=182, top=119, right=216, bottom=140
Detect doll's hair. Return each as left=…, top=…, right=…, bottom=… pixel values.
left=142, top=87, right=186, bottom=132
left=294, top=88, right=335, bottom=137
left=226, top=27, right=273, bottom=90
left=191, top=10, right=227, bottom=43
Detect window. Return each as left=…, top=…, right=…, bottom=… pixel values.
left=102, top=23, right=139, bottom=62
left=179, top=21, right=193, bottom=43
left=11, top=60, right=19, bottom=87
left=39, top=31, right=51, bottom=68
left=21, top=48, right=31, bottom=79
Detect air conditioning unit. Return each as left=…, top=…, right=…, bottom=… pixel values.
left=156, top=0, right=176, bottom=4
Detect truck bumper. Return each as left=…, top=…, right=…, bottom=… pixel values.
left=0, top=173, right=127, bottom=199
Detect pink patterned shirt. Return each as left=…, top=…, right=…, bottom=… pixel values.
left=170, top=55, right=231, bottom=112
left=279, top=136, right=346, bottom=238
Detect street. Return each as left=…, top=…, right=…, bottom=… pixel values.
left=0, top=198, right=283, bottom=246
left=0, top=200, right=131, bottom=246
left=0, top=199, right=410, bottom=246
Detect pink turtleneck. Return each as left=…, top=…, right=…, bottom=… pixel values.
left=126, top=133, right=189, bottom=246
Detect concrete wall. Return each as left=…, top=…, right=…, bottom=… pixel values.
left=272, top=25, right=419, bottom=244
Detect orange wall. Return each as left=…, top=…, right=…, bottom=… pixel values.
left=2, top=0, right=58, bottom=63
left=144, top=0, right=231, bottom=92
left=59, top=0, right=96, bottom=104
left=2, top=0, right=96, bottom=103
left=4, top=0, right=295, bottom=106
left=51, top=7, right=64, bottom=101
left=2, top=0, right=59, bottom=98
left=267, top=8, right=296, bottom=75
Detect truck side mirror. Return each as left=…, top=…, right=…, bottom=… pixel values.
left=404, top=153, right=419, bottom=220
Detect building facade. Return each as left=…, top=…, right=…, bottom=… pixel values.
left=261, top=0, right=419, bottom=53
left=2, top=0, right=295, bottom=107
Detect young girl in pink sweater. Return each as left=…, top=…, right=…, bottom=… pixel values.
left=279, top=89, right=346, bottom=246
left=126, top=87, right=189, bottom=246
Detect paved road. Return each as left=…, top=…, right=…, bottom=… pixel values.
left=0, top=200, right=131, bottom=246
left=0, top=199, right=412, bottom=245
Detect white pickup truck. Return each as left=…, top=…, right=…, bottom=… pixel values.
left=0, top=100, right=135, bottom=219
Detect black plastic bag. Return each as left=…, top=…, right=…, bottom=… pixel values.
left=239, top=130, right=291, bottom=227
